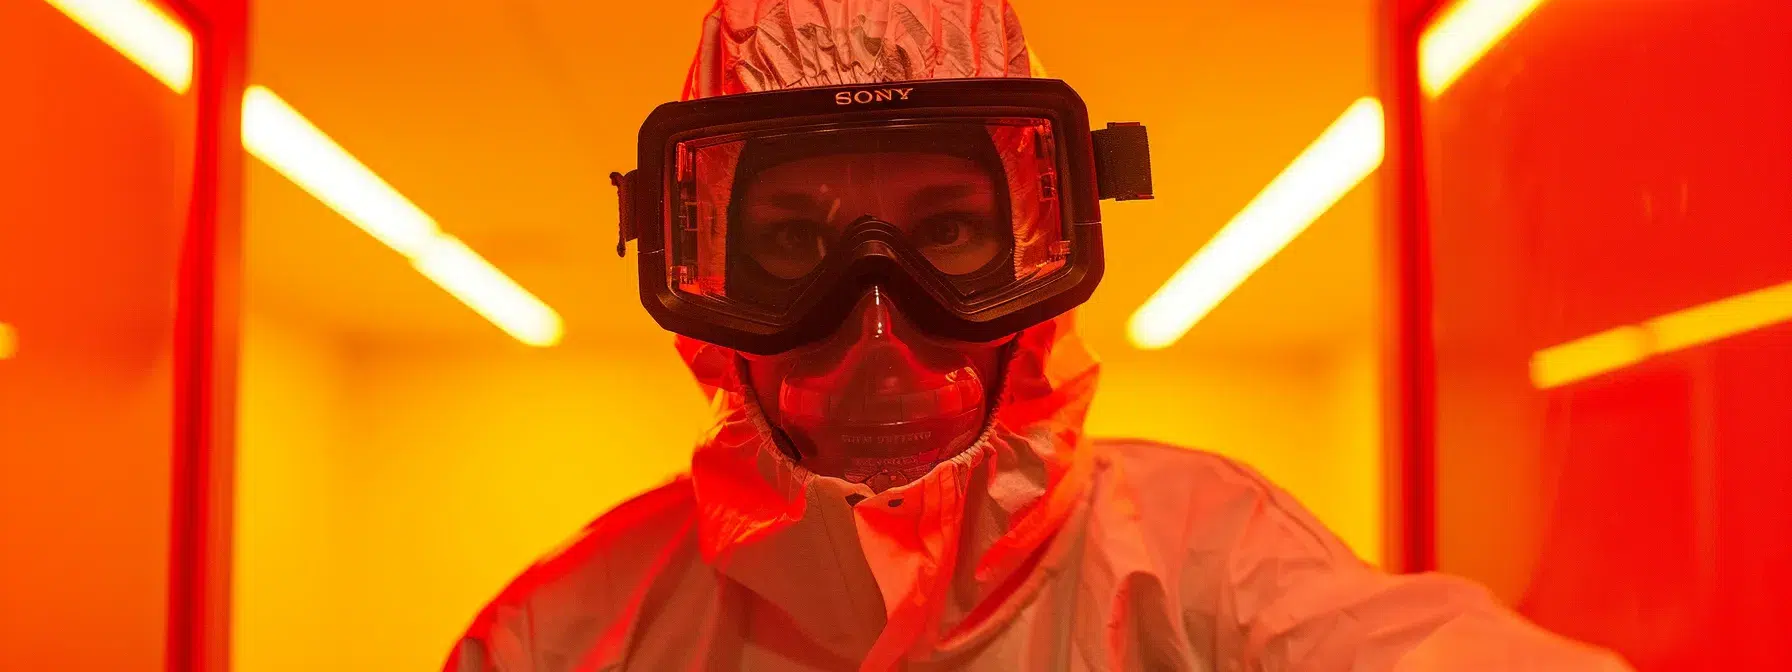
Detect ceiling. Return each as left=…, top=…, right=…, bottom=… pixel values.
left=245, top=0, right=1380, bottom=358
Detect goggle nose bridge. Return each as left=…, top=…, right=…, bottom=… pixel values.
left=826, top=218, right=931, bottom=269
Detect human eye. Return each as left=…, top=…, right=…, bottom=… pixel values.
left=912, top=212, right=1002, bottom=275
left=914, top=212, right=991, bottom=249
left=748, top=218, right=830, bottom=279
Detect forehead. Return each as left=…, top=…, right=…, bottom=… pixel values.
left=742, top=151, right=997, bottom=197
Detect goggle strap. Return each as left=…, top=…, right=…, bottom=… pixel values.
left=1092, top=122, right=1154, bottom=202
left=610, top=169, right=639, bottom=257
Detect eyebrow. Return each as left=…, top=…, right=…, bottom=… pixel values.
left=907, top=183, right=991, bottom=211
left=747, top=191, right=824, bottom=213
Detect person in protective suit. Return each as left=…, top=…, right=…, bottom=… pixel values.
left=446, top=1, right=1635, bottom=669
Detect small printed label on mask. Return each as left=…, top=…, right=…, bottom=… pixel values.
left=839, top=430, right=934, bottom=446
left=835, top=427, right=981, bottom=490
left=843, top=450, right=939, bottom=469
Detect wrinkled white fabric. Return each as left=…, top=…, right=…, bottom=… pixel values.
left=445, top=1, right=1634, bottom=670
left=444, top=436, right=1633, bottom=671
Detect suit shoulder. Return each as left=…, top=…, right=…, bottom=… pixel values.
left=446, top=477, right=701, bottom=669
left=464, top=476, right=699, bottom=631
left=1093, top=436, right=1272, bottom=493
left=535, top=475, right=698, bottom=571
left=1092, top=437, right=1355, bottom=561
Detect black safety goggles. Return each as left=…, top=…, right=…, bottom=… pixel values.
left=612, top=78, right=1151, bottom=355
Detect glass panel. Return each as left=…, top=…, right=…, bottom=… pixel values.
left=0, top=2, right=200, bottom=670
left=1421, top=1, right=1792, bottom=668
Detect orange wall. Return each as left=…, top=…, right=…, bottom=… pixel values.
left=1429, top=349, right=1544, bottom=605
left=1, top=1, right=197, bottom=668
left=1, top=345, right=179, bottom=670
left=1413, top=2, right=1792, bottom=664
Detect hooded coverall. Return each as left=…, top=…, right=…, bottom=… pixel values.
left=445, top=2, right=1636, bottom=670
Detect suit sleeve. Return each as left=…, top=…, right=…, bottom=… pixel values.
left=441, top=599, right=536, bottom=672
left=1209, top=464, right=1634, bottom=671
left=444, top=635, right=495, bottom=672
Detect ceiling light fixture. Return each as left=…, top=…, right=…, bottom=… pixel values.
left=412, top=236, right=564, bottom=347
left=1419, top=0, right=1545, bottom=97
left=1532, top=281, right=1792, bottom=388
left=240, top=87, right=439, bottom=256
left=1126, top=0, right=1546, bottom=350
left=45, top=0, right=563, bottom=347
left=1128, top=98, right=1385, bottom=349
left=43, top=0, right=192, bottom=93
left=241, top=86, right=563, bottom=347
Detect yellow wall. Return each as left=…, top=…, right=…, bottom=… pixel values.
left=328, top=339, right=707, bottom=671
left=233, top=336, right=709, bottom=670
left=232, top=311, right=349, bottom=672
left=1326, top=345, right=1386, bottom=565
left=1090, top=345, right=1383, bottom=565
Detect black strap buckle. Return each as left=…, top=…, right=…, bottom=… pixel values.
left=610, top=170, right=637, bottom=257
left=1091, top=122, right=1154, bottom=202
